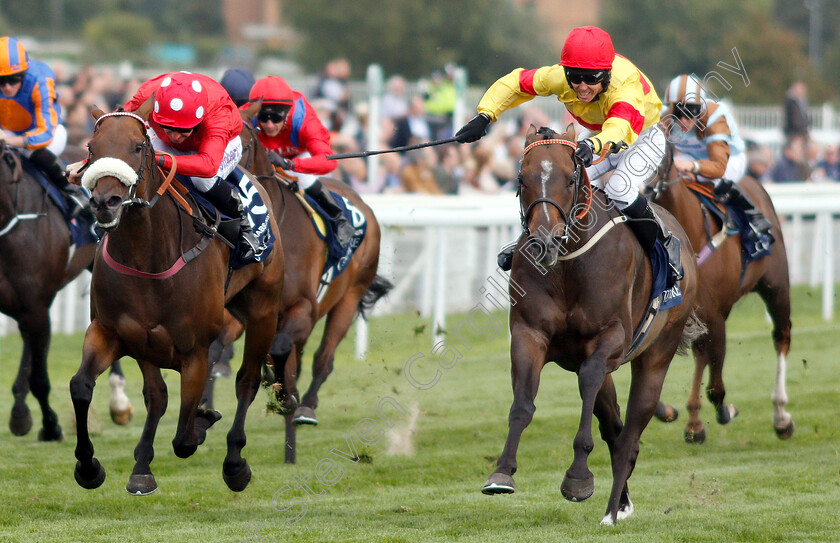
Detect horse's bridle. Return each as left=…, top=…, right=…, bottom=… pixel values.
left=519, top=137, right=589, bottom=242
left=86, top=111, right=155, bottom=207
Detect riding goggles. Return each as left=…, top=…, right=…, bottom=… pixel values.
left=258, top=108, right=289, bottom=124
left=0, top=74, right=24, bottom=87
left=564, top=68, right=609, bottom=86
left=159, top=124, right=196, bottom=135
left=674, top=102, right=703, bottom=119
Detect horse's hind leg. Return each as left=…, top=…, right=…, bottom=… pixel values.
left=126, top=361, right=167, bottom=496
left=754, top=268, right=794, bottom=439
left=70, top=320, right=123, bottom=489
left=483, top=334, right=547, bottom=496
left=297, top=290, right=364, bottom=425
left=108, top=359, right=134, bottom=425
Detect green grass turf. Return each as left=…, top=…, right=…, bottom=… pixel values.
left=0, top=285, right=839, bottom=542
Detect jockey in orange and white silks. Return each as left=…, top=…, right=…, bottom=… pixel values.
left=456, top=26, right=682, bottom=282
left=0, top=36, right=88, bottom=215
left=661, top=74, right=747, bottom=184
left=661, top=74, right=773, bottom=246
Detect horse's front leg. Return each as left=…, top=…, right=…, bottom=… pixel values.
left=126, top=360, right=167, bottom=496
left=70, top=320, right=123, bottom=489
left=482, top=330, right=547, bottom=495
left=562, top=329, right=624, bottom=503
left=224, top=311, right=277, bottom=491
left=172, top=349, right=211, bottom=459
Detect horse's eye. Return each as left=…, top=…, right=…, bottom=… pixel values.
left=135, top=143, right=144, bottom=153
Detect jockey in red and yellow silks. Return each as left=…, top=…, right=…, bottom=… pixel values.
left=0, top=36, right=88, bottom=215
left=476, top=54, right=661, bottom=155
left=456, top=26, right=682, bottom=283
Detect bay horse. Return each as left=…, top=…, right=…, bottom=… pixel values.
left=647, top=143, right=793, bottom=443
left=69, top=103, right=284, bottom=495
left=0, top=142, right=132, bottom=441
left=482, top=125, right=703, bottom=525
left=201, top=104, right=391, bottom=463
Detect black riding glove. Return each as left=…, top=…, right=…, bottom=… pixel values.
left=268, top=151, right=294, bottom=171
left=574, top=138, right=596, bottom=167
left=455, top=113, right=491, bottom=143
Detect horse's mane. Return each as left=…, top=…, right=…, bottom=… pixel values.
left=536, top=126, right=561, bottom=140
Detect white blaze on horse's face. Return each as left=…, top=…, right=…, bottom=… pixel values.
left=80, top=157, right=139, bottom=191
left=540, top=159, right=553, bottom=222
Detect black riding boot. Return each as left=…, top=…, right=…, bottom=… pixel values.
left=714, top=178, right=774, bottom=234
left=305, top=180, right=355, bottom=248
left=29, top=148, right=88, bottom=218
left=622, top=195, right=684, bottom=285
left=204, top=180, right=261, bottom=261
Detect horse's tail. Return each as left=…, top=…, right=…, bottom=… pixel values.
left=358, top=274, right=393, bottom=320
left=676, top=309, right=707, bottom=356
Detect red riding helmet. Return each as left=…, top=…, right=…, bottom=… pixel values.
left=152, top=72, right=209, bottom=129
left=560, top=26, right=615, bottom=70
left=249, top=75, right=294, bottom=106
left=0, top=37, right=29, bottom=76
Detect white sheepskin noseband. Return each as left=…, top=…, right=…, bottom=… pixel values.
left=81, top=157, right=139, bottom=190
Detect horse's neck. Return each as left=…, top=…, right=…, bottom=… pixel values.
left=108, top=184, right=194, bottom=267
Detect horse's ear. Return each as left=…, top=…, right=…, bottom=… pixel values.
left=565, top=123, right=576, bottom=141
left=524, top=124, right=538, bottom=145
left=133, top=95, right=155, bottom=122
left=92, top=106, right=105, bottom=122
left=241, top=98, right=262, bottom=123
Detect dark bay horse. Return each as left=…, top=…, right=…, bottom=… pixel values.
left=647, top=144, right=793, bottom=443
left=482, top=126, right=703, bottom=525
left=202, top=105, right=391, bottom=463
left=0, top=142, right=132, bottom=441
left=69, top=104, right=284, bottom=495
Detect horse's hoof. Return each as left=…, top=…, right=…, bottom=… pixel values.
left=74, top=459, right=106, bottom=490
left=38, top=425, right=64, bottom=442
left=195, top=409, right=223, bottom=445
left=293, top=406, right=318, bottom=426
left=654, top=402, right=679, bottom=423
left=9, top=403, right=33, bottom=436
left=684, top=427, right=706, bottom=444
left=223, top=461, right=252, bottom=492
left=561, top=470, right=594, bottom=502
left=775, top=420, right=795, bottom=440
left=716, top=404, right=738, bottom=425
left=481, top=472, right=515, bottom=494
left=110, top=404, right=134, bottom=425
left=616, top=496, right=634, bottom=521
left=173, top=440, right=198, bottom=459
left=126, top=474, right=158, bottom=496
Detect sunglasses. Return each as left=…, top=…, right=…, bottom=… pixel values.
left=159, top=124, right=195, bottom=134
left=0, top=74, right=23, bottom=87
left=565, top=70, right=608, bottom=86
left=258, top=110, right=288, bottom=124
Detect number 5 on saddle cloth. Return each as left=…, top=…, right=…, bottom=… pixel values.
left=175, top=166, right=275, bottom=270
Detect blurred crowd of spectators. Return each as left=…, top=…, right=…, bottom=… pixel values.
left=53, top=61, right=840, bottom=193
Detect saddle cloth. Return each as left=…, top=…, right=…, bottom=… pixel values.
left=177, top=167, right=275, bottom=270
left=19, top=156, right=98, bottom=249
left=302, top=190, right=367, bottom=301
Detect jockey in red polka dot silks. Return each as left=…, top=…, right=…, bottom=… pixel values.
left=124, top=71, right=260, bottom=260
left=456, top=26, right=682, bottom=282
